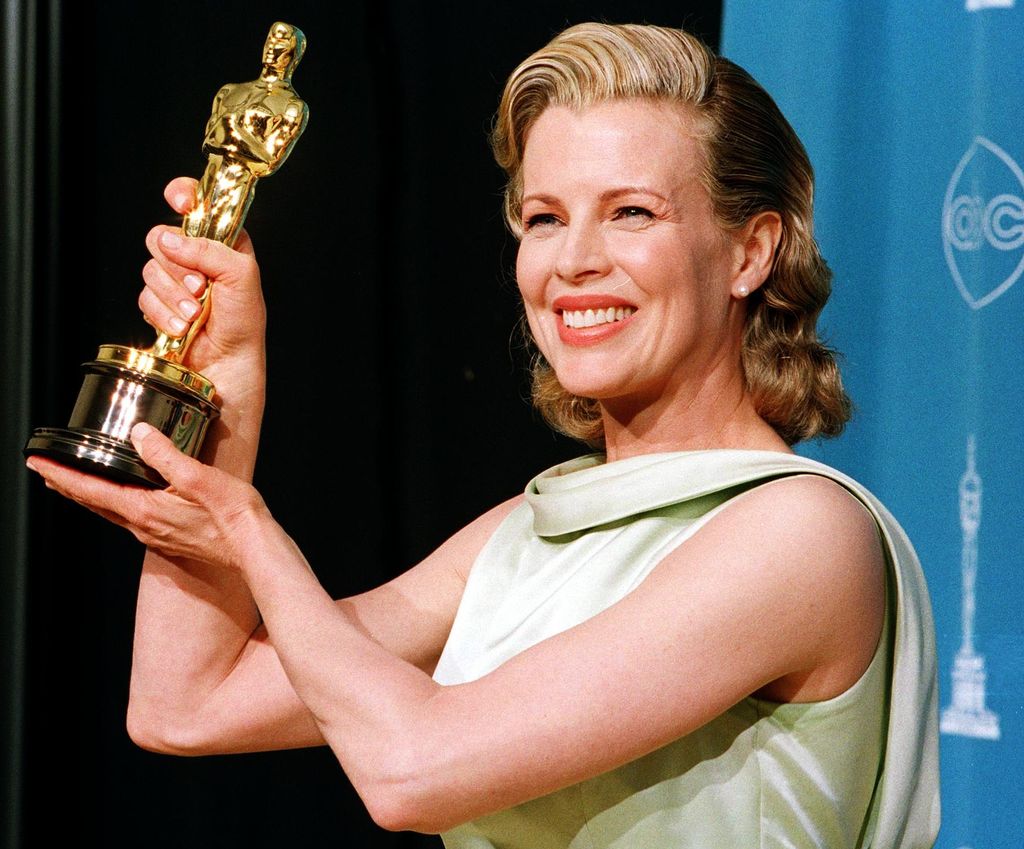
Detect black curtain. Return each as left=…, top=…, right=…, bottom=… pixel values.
left=6, top=1, right=721, bottom=846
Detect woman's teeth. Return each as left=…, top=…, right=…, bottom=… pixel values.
left=561, top=306, right=635, bottom=328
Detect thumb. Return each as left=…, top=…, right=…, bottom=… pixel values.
left=130, top=423, right=206, bottom=494
left=164, top=177, right=199, bottom=215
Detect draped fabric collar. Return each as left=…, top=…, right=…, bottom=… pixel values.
left=525, top=449, right=847, bottom=537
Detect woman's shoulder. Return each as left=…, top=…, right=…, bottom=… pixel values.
left=740, top=471, right=882, bottom=534
left=431, top=494, right=527, bottom=583
left=658, top=470, right=888, bottom=703
left=698, top=471, right=885, bottom=601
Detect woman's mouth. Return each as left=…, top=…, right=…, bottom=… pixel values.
left=552, top=296, right=637, bottom=346
left=561, top=306, right=635, bottom=328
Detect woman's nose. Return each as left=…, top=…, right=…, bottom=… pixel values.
left=554, top=222, right=612, bottom=284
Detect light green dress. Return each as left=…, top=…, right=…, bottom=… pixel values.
left=433, top=451, right=940, bottom=849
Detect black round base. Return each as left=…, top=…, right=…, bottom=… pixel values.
left=25, top=427, right=167, bottom=488
left=25, top=344, right=219, bottom=490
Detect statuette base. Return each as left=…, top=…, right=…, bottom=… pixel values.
left=24, top=345, right=219, bottom=488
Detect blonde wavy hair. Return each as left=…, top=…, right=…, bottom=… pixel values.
left=492, top=22, right=851, bottom=446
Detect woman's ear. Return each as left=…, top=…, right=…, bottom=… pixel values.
left=731, top=211, right=782, bottom=299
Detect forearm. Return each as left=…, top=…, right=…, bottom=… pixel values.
left=239, top=512, right=446, bottom=829
left=198, top=355, right=266, bottom=482
left=128, top=550, right=261, bottom=748
left=128, top=368, right=266, bottom=743
left=56, top=404, right=484, bottom=820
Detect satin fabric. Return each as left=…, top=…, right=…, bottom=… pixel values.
left=433, top=451, right=939, bottom=848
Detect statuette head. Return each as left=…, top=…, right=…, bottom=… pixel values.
left=262, top=22, right=305, bottom=80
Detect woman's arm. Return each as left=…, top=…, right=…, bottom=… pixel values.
left=125, top=488, right=520, bottom=756
left=117, top=178, right=517, bottom=761
left=35, top=430, right=884, bottom=834
left=123, top=177, right=273, bottom=749
left=238, top=472, right=884, bottom=833
left=57, top=175, right=485, bottom=758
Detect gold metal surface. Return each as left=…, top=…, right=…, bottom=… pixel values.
left=95, top=345, right=216, bottom=400
left=25, top=22, right=310, bottom=487
left=152, top=21, right=309, bottom=362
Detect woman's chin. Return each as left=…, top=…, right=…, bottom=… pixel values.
left=551, top=371, right=644, bottom=406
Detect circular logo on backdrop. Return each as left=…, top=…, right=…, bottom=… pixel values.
left=942, top=136, right=1024, bottom=309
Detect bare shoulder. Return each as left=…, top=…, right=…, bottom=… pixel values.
left=729, top=473, right=882, bottom=554
left=339, top=494, right=524, bottom=676
left=661, top=473, right=887, bottom=702
left=360, top=492, right=523, bottom=601
left=432, top=494, right=526, bottom=583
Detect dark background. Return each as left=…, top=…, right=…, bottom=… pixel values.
left=3, top=1, right=721, bottom=846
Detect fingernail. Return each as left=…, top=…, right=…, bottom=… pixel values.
left=130, top=422, right=155, bottom=446
left=25, top=458, right=39, bottom=472
left=173, top=193, right=190, bottom=210
left=169, top=316, right=187, bottom=334
left=179, top=299, right=199, bottom=320
left=184, top=274, right=205, bottom=295
left=160, top=231, right=184, bottom=249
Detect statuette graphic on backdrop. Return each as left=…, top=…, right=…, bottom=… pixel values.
left=942, top=136, right=1024, bottom=310
left=940, top=435, right=1001, bottom=740
left=24, top=22, right=309, bottom=486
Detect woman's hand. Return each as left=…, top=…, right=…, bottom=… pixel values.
left=144, top=177, right=268, bottom=479
left=141, top=178, right=266, bottom=392
left=28, top=422, right=266, bottom=571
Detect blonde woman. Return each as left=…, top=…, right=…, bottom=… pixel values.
left=28, top=23, right=939, bottom=849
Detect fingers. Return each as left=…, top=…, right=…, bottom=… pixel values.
left=140, top=249, right=205, bottom=337
left=129, top=424, right=265, bottom=565
left=154, top=229, right=259, bottom=282
left=145, top=226, right=260, bottom=291
left=130, top=423, right=211, bottom=498
left=23, top=427, right=199, bottom=510
left=26, top=452, right=188, bottom=553
left=164, top=177, right=198, bottom=215
left=25, top=455, right=150, bottom=526
left=128, top=419, right=235, bottom=505
left=28, top=431, right=263, bottom=567
left=140, top=224, right=261, bottom=339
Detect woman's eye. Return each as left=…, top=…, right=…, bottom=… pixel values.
left=523, top=213, right=560, bottom=231
left=615, top=206, right=654, bottom=221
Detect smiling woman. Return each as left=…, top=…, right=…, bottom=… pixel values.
left=496, top=24, right=850, bottom=449
left=515, top=99, right=775, bottom=457
left=25, top=20, right=940, bottom=849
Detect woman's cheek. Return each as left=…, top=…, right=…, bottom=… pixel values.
left=514, top=243, right=535, bottom=293
left=518, top=238, right=555, bottom=302
left=524, top=304, right=550, bottom=354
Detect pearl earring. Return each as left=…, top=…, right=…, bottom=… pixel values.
left=736, top=285, right=750, bottom=298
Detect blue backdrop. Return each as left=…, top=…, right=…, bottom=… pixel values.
left=723, top=3, right=1023, bottom=847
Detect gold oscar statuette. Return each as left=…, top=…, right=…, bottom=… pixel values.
left=25, top=22, right=309, bottom=487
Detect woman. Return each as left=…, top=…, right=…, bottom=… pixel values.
left=27, top=22, right=939, bottom=849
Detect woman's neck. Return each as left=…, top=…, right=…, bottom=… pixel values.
left=599, top=369, right=791, bottom=462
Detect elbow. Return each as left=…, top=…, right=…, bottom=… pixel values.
left=125, top=697, right=210, bottom=757
left=125, top=711, right=175, bottom=755
left=361, top=785, right=448, bottom=836
left=347, top=738, right=462, bottom=834
left=363, top=792, right=424, bottom=834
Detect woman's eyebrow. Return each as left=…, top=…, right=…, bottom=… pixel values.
left=598, top=186, right=670, bottom=203
left=521, top=187, right=670, bottom=206
left=521, top=192, right=560, bottom=206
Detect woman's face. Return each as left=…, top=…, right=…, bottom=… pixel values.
left=516, top=99, right=746, bottom=409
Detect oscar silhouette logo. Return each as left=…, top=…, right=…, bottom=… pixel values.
left=25, top=22, right=309, bottom=487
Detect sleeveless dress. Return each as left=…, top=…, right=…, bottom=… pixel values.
left=432, top=451, right=940, bottom=849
